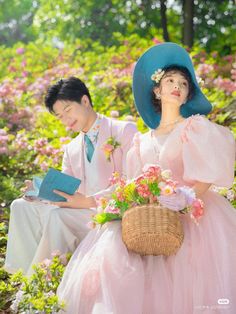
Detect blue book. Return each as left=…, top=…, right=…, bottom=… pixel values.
left=25, top=168, right=81, bottom=202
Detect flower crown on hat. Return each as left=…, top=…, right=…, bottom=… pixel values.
left=151, top=69, right=165, bottom=84
left=151, top=68, right=204, bottom=87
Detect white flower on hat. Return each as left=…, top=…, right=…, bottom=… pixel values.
left=151, top=69, right=165, bottom=83
left=196, top=76, right=204, bottom=87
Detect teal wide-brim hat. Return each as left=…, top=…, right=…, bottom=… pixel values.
left=132, top=42, right=212, bottom=129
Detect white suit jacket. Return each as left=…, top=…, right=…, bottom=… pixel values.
left=62, top=115, right=137, bottom=195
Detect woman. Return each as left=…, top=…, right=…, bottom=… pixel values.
left=57, top=43, right=236, bottom=313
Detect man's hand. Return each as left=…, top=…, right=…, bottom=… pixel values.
left=21, top=180, right=33, bottom=194
left=20, top=180, right=36, bottom=202
left=51, top=190, right=96, bottom=209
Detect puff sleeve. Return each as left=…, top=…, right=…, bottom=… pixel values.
left=181, top=115, right=235, bottom=188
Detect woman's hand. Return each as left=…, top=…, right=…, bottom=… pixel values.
left=51, top=190, right=96, bottom=209
left=158, top=193, right=188, bottom=211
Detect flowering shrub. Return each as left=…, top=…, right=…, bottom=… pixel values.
left=1, top=251, right=71, bottom=313
left=93, top=165, right=204, bottom=226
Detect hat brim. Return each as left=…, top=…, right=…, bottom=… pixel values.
left=132, top=42, right=212, bottom=129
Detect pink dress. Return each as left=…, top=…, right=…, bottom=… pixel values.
left=57, top=115, right=236, bottom=314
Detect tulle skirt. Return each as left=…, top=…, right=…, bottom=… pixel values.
left=57, top=191, right=236, bottom=314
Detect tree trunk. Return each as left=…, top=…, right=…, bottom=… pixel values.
left=182, top=0, right=194, bottom=47
left=160, top=0, right=170, bottom=41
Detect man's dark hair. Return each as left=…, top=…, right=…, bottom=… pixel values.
left=152, top=65, right=195, bottom=113
left=45, top=77, right=93, bottom=113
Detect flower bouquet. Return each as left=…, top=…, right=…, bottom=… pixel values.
left=93, top=164, right=204, bottom=256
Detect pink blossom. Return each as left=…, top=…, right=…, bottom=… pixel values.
left=137, top=184, right=151, bottom=198
left=0, top=147, right=8, bottom=154
left=60, top=136, right=71, bottom=143
left=40, top=161, right=49, bottom=171
left=109, top=172, right=121, bottom=185
left=196, top=63, right=214, bottom=76
left=191, top=199, right=204, bottom=221
left=192, top=198, right=204, bottom=210
left=109, top=172, right=125, bottom=186
left=226, top=190, right=235, bottom=202
left=16, top=47, right=25, bottom=54
left=213, top=77, right=236, bottom=94
left=102, top=143, right=113, bottom=153
left=40, top=258, right=52, bottom=268
left=134, top=174, right=146, bottom=185
left=21, top=71, right=28, bottom=77
left=152, top=37, right=163, bottom=45
left=191, top=207, right=204, bottom=220
left=231, top=68, right=236, bottom=80
left=142, top=164, right=161, bottom=179
left=115, top=190, right=125, bottom=202
left=0, top=135, right=8, bottom=143
left=51, top=250, right=61, bottom=257
left=161, top=185, right=174, bottom=196
left=21, top=60, right=27, bottom=67
left=104, top=201, right=120, bottom=214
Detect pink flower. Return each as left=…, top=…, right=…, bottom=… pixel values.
left=0, top=147, right=8, bottom=154
left=104, top=201, right=120, bottom=214
left=152, top=37, right=163, bottom=44
left=102, top=136, right=120, bottom=161
left=191, top=199, right=204, bottom=221
left=103, top=143, right=113, bottom=153
left=196, top=63, right=214, bottom=76
left=137, top=184, right=151, bottom=198
left=115, top=190, right=125, bottom=202
left=40, top=258, right=52, bottom=268
left=40, top=161, right=49, bottom=171
left=109, top=172, right=121, bottom=185
left=226, top=190, right=235, bottom=202
left=16, top=47, right=25, bottom=54
left=21, top=60, right=27, bottom=67
left=59, top=253, right=69, bottom=265
left=51, top=250, right=61, bottom=257
left=192, top=198, right=204, bottom=210
left=161, top=185, right=174, bottom=196
left=143, top=164, right=162, bottom=181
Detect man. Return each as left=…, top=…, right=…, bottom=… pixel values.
left=4, top=77, right=137, bottom=275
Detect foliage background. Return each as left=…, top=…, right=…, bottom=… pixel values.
left=0, top=0, right=235, bottom=312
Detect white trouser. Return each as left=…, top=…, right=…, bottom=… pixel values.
left=4, top=198, right=94, bottom=275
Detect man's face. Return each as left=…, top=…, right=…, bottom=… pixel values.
left=53, top=97, right=91, bottom=132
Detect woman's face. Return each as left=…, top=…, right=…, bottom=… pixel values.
left=53, top=96, right=91, bottom=132
left=155, top=71, right=189, bottom=107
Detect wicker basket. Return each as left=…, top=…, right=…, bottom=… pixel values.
left=121, top=204, right=184, bottom=256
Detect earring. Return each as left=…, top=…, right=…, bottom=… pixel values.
left=155, top=93, right=161, bottom=100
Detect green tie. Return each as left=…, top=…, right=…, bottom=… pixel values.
left=84, top=134, right=95, bottom=162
